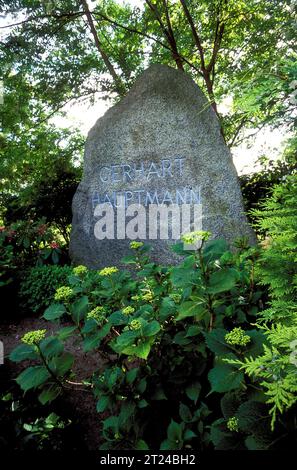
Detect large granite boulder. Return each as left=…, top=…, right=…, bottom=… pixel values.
left=70, top=64, right=255, bottom=268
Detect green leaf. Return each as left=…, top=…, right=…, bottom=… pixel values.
left=171, top=241, right=188, bottom=256
left=204, top=328, right=231, bottom=355
left=43, top=303, right=66, bottom=320
left=48, top=352, right=74, bottom=376
left=159, top=297, right=177, bottom=320
left=203, top=239, right=229, bottom=263
left=109, top=311, right=129, bottom=326
left=220, top=392, right=241, bottom=419
left=81, top=318, right=98, bottom=334
left=9, top=344, right=38, bottom=362
left=56, top=326, right=77, bottom=340
left=186, top=325, right=201, bottom=337
left=208, top=268, right=239, bottom=294
left=71, top=296, right=89, bottom=323
left=135, top=439, right=149, bottom=450
left=210, top=418, right=228, bottom=446
left=245, top=330, right=266, bottom=357
left=138, top=399, right=149, bottom=408
left=143, top=320, right=160, bottom=336
left=83, top=333, right=102, bottom=352
left=52, top=250, right=59, bottom=264
left=176, top=301, right=206, bottom=321
left=173, top=331, right=192, bottom=346
left=179, top=403, right=192, bottom=423
left=126, top=367, right=139, bottom=384
left=83, top=323, right=111, bottom=352
left=119, top=402, right=136, bottom=427
left=103, top=416, right=119, bottom=434
left=97, top=395, right=110, bottom=413
left=170, top=264, right=196, bottom=288
left=185, top=382, right=201, bottom=404
left=236, top=401, right=267, bottom=433
left=106, top=367, right=122, bottom=389
left=39, top=336, right=64, bottom=359
left=136, top=377, right=147, bottom=393
left=114, top=330, right=138, bottom=350
left=245, top=435, right=266, bottom=450
left=16, top=366, right=50, bottom=391
left=184, top=429, right=197, bottom=441
left=121, top=254, right=137, bottom=264
left=167, top=419, right=183, bottom=442
left=208, top=363, right=244, bottom=393
left=123, top=339, right=153, bottom=360
left=98, top=322, right=112, bottom=339
left=160, top=439, right=177, bottom=450
left=38, top=384, right=61, bottom=404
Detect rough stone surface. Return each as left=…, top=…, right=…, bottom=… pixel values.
left=70, top=64, right=255, bottom=268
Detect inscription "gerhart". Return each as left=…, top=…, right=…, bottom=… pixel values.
left=99, top=157, right=185, bottom=183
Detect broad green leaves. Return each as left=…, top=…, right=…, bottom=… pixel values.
left=208, top=363, right=244, bottom=393
left=56, top=326, right=77, bottom=340
left=185, top=382, right=201, bottom=404
left=111, top=317, right=161, bottom=360
left=120, top=339, right=154, bottom=360
left=48, top=352, right=74, bottom=376
left=208, top=268, right=239, bottom=294
left=10, top=344, right=38, bottom=362
left=179, top=403, right=192, bottom=423
left=205, top=328, right=233, bottom=356
left=43, top=303, right=66, bottom=320
left=160, top=420, right=184, bottom=450
left=176, top=301, right=206, bottom=321
left=38, top=384, right=61, bottom=405
left=170, top=256, right=197, bottom=288
left=16, top=366, right=50, bottom=392
left=39, top=337, right=64, bottom=359
left=203, top=239, right=229, bottom=263
left=70, top=296, right=89, bottom=324
left=143, top=320, right=160, bottom=336
left=97, top=395, right=110, bottom=413
left=9, top=217, right=281, bottom=451
left=83, top=323, right=111, bottom=352
left=159, top=297, right=176, bottom=320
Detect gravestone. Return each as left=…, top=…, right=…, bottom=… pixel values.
left=70, top=64, right=255, bottom=268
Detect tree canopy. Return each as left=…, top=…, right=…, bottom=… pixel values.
left=0, top=0, right=296, bottom=208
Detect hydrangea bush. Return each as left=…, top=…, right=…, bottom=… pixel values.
left=10, top=201, right=297, bottom=450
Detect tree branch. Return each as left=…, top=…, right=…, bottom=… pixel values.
left=228, top=115, right=249, bottom=147
left=93, top=10, right=202, bottom=75
left=145, top=0, right=184, bottom=70
left=206, top=0, right=225, bottom=73
left=206, top=23, right=225, bottom=73
left=161, top=0, right=184, bottom=70
left=80, top=0, right=126, bottom=96
left=179, top=0, right=206, bottom=71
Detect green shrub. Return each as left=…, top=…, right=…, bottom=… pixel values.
left=0, top=219, right=67, bottom=271
left=11, top=236, right=274, bottom=450
left=19, top=265, right=73, bottom=314
left=0, top=228, right=16, bottom=287
left=10, top=176, right=297, bottom=449
left=228, top=174, right=297, bottom=429
left=239, top=136, right=297, bottom=232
